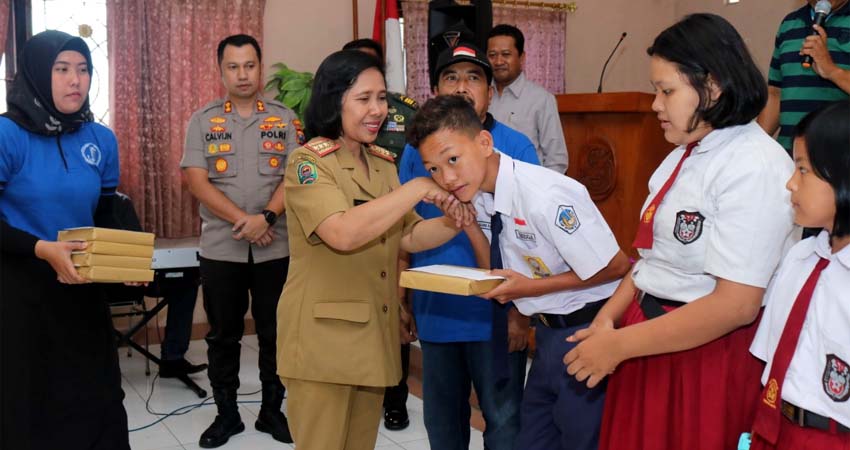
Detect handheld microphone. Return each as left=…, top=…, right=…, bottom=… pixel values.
left=597, top=32, right=627, bottom=94
left=803, top=0, right=832, bottom=68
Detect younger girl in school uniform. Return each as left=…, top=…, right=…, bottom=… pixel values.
left=748, top=100, right=850, bottom=450
left=562, top=14, right=798, bottom=450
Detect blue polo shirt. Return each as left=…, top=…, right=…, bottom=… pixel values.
left=398, top=113, right=540, bottom=342
left=0, top=118, right=119, bottom=241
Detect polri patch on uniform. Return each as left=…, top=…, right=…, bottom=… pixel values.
left=523, top=256, right=551, bottom=279
left=823, top=354, right=850, bottom=402
left=297, top=160, right=318, bottom=184
left=555, top=205, right=580, bottom=234
left=674, top=210, right=705, bottom=245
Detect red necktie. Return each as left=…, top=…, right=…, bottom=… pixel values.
left=752, top=257, right=831, bottom=444
left=632, top=141, right=698, bottom=249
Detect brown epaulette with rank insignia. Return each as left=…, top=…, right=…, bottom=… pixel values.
left=304, top=137, right=340, bottom=157
left=367, top=144, right=396, bottom=163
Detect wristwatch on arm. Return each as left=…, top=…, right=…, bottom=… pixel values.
left=261, top=209, right=277, bottom=226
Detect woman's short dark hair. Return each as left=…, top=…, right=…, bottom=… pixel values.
left=342, top=38, right=385, bottom=67
left=305, top=50, right=385, bottom=140
left=217, top=34, right=262, bottom=66
left=647, top=13, right=766, bottom=130
left=794, top=100, right=850, bottom=238
left=406, top=95, right=482, bottom=150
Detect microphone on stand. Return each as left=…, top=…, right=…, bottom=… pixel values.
left=597, top=32, right=627, bottom=94
left=803, top=0, right=832, bottom=68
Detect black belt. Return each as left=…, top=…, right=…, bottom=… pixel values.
left=782, top=400, right=850, bottom=433
left=638, top=291, right=685, bottom=319
left=537, top=299, right=608, bottom=329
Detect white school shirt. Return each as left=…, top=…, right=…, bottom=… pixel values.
left=473, top=152, right=621, bottom=316
left=751, top=231, right=850, bottom=428
left=631, top=122, right=797, bottom=302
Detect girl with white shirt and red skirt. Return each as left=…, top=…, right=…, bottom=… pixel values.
left=748, top=100, right=850, bottom=450
left=562, top=14, right=798, bottom=450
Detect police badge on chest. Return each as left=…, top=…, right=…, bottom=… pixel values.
left=674, top=210, right=704, bottom=245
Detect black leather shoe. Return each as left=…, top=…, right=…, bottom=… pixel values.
left=199, top=413, right=244, bottom=448
left=159, top=358, right=208, bottom=378
left=255, top=407, right=294, bottom=443
left=384, top=408, right=410, bottom=431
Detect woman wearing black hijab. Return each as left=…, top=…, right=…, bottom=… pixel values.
left=0, top=30, right=130, bottom=449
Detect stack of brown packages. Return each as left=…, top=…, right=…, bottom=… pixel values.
left=58, top=227, right=155, bottom=282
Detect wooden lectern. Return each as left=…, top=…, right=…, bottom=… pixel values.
left=556, top=92, right=675, bottom=257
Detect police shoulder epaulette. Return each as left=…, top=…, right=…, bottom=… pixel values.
left=367, top=144, right=396, bottom=163
left=304, top=137, right=340, bottom=157
left=202, top=99, right=225, bottom=113
left=396, top=93, right=418, bottom=109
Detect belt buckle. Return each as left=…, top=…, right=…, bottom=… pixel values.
left=537, top=314, right=550, bottom=328
left=783, top=402, right=805, bottom=427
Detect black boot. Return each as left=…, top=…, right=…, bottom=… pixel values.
left=199, top=389, right=244, bottom=448
left=254, top=383, right=293, bottom=443
left=159, top=358, right=208, bottom=378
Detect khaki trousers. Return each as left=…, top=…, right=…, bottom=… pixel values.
left=281, top=377, right=384, bottom=450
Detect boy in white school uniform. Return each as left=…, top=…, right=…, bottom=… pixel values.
left=407, top=95, right=631, bottom=450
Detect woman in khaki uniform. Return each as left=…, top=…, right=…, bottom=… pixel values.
left=277, top=50, right=471, bottom=450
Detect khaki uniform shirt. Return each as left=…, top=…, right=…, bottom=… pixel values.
left=180, top=98, right=303, bottom=263
left=277, top=137, right=422, bottom=387
left=373, top=92, right=417, bottom=166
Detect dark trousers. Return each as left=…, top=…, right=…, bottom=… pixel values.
left=1, top=255, right=129, bottom=450
left=161, top=282, right=199, bottom=361
left=420, top=340, right=526, bottom=450
left=383, top=343, right=410, bottom=410
left=515, top=324, right=606, bottom=450
left=199, top=255, right=289, bottom=392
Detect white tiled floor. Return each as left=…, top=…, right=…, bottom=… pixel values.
left=121, top=335, right=484, bottom=450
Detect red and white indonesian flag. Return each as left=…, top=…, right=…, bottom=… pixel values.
left=373, top=0, right=405, bottom=92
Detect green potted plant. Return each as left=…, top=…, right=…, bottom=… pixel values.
left=265, top=63, right=313, bottom=124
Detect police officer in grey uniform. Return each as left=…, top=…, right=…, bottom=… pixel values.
left=342, top=38, right=418, bottom=430
left=181, top=34, right=301, bottom=448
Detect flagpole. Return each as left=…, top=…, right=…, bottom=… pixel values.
left=352, top=0, right=359, bottom=39
left=379, top=0, right=387, bottom=47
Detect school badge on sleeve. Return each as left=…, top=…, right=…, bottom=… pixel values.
left=674, top=210, right=704, bottom=245
left=823, top=354, right=850, bottom=402
left=555, top=205, right=580, bottom=234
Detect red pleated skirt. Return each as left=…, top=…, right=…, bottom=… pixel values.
left=598, top=298, right=765, bottom=450
left=750, top=419, right=850, bottom=450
